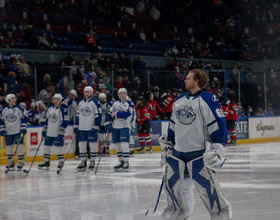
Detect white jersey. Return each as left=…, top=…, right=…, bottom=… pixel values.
left=0, top=105, right=27, bottom=135
left=36, top=110, right=46, bottom=125
left=76, top=98, right=101, bottom=131
left=45, top=105, right=68, bottom=137
left=100, top=101, right=113, bottom=125
left=62, top=98, right=77, bottom=124
left=107, top=100, right=134, bottom=129
left=168, top=91, right=228, bottom=153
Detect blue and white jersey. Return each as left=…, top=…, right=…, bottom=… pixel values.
left=168, top=91, right=228, bottom=153
left=76, top=98, right=101, bottom=131
left=0, top=105, right=28, bottom=135
left=106, top=100, right=134, bottom=129
left=44, top=105, right=69, bottom=137
left=62, top=97, right=77, bottom=124
left=100, top=100, right=113, bottom=126
left=37, top=109, right=46, bottom=125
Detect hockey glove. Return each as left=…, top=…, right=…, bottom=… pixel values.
left=158, top=134, right=173, bottom=166
left=203, top=141, right=227, bottom=172
left=104, top=121, right=111, bottom=131
left=42, top=130, right=46, bottom=138
left=20, top=129, right=27, bottom=136
left=91, top=126, right=99, bottom=134
left=74, top=125, right=79, bottom=134
left=0, top=130, right=6, bottom=136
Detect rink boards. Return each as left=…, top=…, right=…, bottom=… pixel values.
left=0, top=116, right=280, bottom=164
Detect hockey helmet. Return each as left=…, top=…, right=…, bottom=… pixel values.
left=98, top=93, right=107, bottom=99
left=84, top=86, right=93, bottom=94
left=19, top=102, right=27, bottom=109
left=5, top=94, right=16, bottom=104
left=118, top=88, right=127, bottom=94
left=36, top=101, right=47, bottom=110
left=53, top=93, right=62, bottom=100
left=30, top=102, right=37, bottom=108
left=70, top=89, right=77, bottom=96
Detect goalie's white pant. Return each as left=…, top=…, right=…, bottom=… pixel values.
left=162, top=155, right=195, bottom=220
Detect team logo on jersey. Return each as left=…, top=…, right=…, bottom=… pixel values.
left=81, top=106, right=92, bottom=116
left=5, top=113, right=17, bottom=123
left=212, top=95, right=219, bottom=102
left=176, top=106, right=196, bottom=125
left=49, top=113, right=58, bottom=123
left=116, top=102, right=128, bottom=112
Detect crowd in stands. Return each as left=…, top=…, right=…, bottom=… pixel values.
left=1, top=1, right=280, bottom=60
left=0, top=51, right=278, bottom=120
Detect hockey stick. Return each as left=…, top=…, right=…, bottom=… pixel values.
left=57, top=132, right=78, bottom=175
left=95, top=130, right=110, bottom=175
left=23, top=136, right=45, bottom=174
left=5, top=133, right=24, bottom=174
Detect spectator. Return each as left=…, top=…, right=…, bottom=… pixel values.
left=8, top=57, right=19, bottom=76
left=16, top=55, right=32, bottom=79
left=3, top=71, right=21, bottom=94
left=246, top=105, right=255, bottom=117
left=133, top=56, right=146, bottom=70
left=153, top=85, right=163, bottom=104
left=48, top=34, right=59, bottom=50
left=264, top=104, right=274, bottom=116
left=38, top=83, right=55, bottom=106
left=118, top=53, right=130, bottom=72
left=114, top=76, right=123, bottom=90
left=119, top=32, right=131, bottom=49
left=149, top=5, right=160, bottom=20
left=100, top=56, right=111, bottom=69
left=17, top=83, right=32, bottom=109
left=255, top=107, right=265, bottom=116
left=110, top=32, right=121, bottom=48
left=136, top=0, right=146, bottom=13
left=86, top=29, right=97, bottom=52
left=65, top=52, right=74, bottom=66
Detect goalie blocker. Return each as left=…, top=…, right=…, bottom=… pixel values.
left=162, top=155, right=232, bottom=220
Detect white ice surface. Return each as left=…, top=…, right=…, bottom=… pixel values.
left=1, top=142, right=280, bottom=220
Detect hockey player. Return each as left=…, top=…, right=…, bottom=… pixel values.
left=227, top=96, right=238, bottom=145
left=162, top=89, right=175, bottom=119
left=36, top=101, right=47, bottom=125
left=38, top=94, right=69, bottom=170
left=74, top=86, right=101, bottom=171
left=98, top=92, right=113, bottom=154
left=135, top=96, right=152, bottom=153
left=104, top=88, right=134, bottom=171
left=146, top=91, right=162, bottom=120
left=127, top=95, right=136, bottom=156
left=159, top=69, right=231, bottom=220
left=0, top=94, right=28, bottom=170
left=28, top=101, right=38, bottom=125
left=62, top=89, right=78, bottom=125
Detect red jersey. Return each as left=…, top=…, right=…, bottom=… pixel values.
left=222, top=105, right=229, bottom=121
left=147, top=100, right=162, bottom=119
left=162, top=95, right=175, bottom=114
left=229, top=102, right=238, bottom=121
left=135, top=105, right=150, bottom=126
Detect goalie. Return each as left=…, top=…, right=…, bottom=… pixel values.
left=159, top=69, right=232, bottom=220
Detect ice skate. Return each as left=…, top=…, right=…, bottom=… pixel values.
left=17, top=162, right=24, bottom=171
left=6, top=162, right=15, bottom=171
left=57, top=161, right=64, bottom=169
left=136, top=146, right=145, bottom=153
left=38, top=161, right=50, bottom=170
left=123, top=161, right=129, bottom=172
left=146, top=146, right=152, bottom=153
left=114, top=161, right=124, bottom=172
left=77, top=160, right=87, bottom=172
left=88, top=161, right=95, bottom=170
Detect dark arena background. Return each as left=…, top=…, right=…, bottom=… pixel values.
left=0, top=1, right=280, bottom=220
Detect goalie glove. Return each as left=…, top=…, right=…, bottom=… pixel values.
left=203, top=141, right=227, bottom=172
left=158, top=134, right=173, bottom=166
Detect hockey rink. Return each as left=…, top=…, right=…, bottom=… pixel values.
left=1, top=142, right=280, bottom=220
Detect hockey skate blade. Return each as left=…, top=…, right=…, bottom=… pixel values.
left=38, top=167, right=50, bottom=170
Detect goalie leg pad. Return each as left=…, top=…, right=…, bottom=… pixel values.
left=187, top=156, right=232, bottom=220
left=162, top=155, right=193, bottom=219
